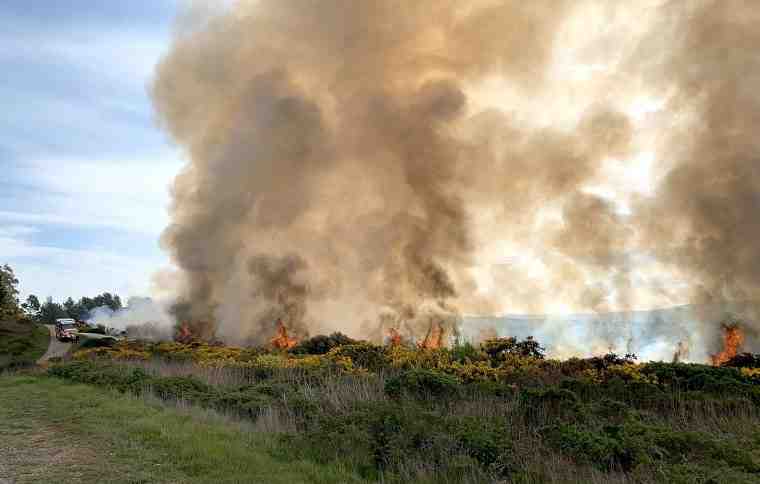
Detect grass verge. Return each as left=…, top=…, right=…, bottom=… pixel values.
left=0, top=375, right=365, bottom=484
left=0, top=320, right=49, bottom=370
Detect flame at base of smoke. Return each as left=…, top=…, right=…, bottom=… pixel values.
left=710, top=324, right=745, bottom=366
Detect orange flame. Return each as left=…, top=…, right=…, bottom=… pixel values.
left=176, top=322, right=194, bottom=344
left=387, top=327, right=402, bottom=346
left=710, top=324, right=744, bottom=366
left=418, top=322, right=444, bottom=350
left=270, top=319, right=298, bottom=350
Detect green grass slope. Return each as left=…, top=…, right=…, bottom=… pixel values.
left=0, top=320, right=49, bottom=370
left=0, top=375, right=366, bottom=484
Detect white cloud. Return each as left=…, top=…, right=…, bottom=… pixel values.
left=8, top=152, right=184, bottom=236
left=0, top=12, right=172, bottom=93
left=0, top=228, right=168, bottom=301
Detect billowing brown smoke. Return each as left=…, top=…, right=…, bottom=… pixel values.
left=151, top=0, right=760, bottom=358
left=631, top=1, right=760, bottom=303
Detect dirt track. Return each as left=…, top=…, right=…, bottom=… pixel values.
left=37, top=325, right=71, bottom=364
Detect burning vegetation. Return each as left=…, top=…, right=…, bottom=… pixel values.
left=710, top=323, right=745, bottom=367
left=387, top=327, right=402, bottom=347
left=417, top=322, right=445, bottom=350
left=175, top=323, right=194, bottom=344
left=270, top=319, right=298, bottom=350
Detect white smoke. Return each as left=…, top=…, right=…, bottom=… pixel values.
left=86, top=296, right=174, bottom=341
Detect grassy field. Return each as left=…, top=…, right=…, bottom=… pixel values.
left=0, top=375, right=366, bottom=483
left=0, top=320, right=50, bottom=370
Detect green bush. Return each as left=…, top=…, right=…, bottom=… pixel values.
left=482, top=336, right=545, bottom=365
left=544, top=420, right=760, bottom=475
left=148, top=376, right=213, bottom=403
left=48, top=361, right=150, bottom=393
left=724, top=353, right=760, bottom=368
left=641, top=362, right=745, bottom=386
left=78, top=337, right=117, bottom=348
left=385, top=369, right=461, bottom=400
left=448, top=342, right=487, bottom=364
left=543, top=424, right=647, bottom=472
left=520, top=387, right=584, bottom=424
left=214, top=384, right=278, bottom=413
left=290, top=333, right=359, bottom=355
left=288, top=400, right=513, bottom=481
left=330, top=343, right=389, bottom=372
left=447, top=415, right=513, bottom=472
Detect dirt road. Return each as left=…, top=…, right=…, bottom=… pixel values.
left=37, top=325, right=71, bottom=364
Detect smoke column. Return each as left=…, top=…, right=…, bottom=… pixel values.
left=151, top=0, right=760, bottom=358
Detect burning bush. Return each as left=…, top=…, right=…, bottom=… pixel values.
left=270, top=319, right=298, bottom=350
left=711, top=323, right=745, bottom=366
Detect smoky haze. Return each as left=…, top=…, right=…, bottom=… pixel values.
left=150, top=0, right=760, bottom=359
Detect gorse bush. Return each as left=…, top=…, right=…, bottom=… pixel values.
left=385, top=368, right=461, bottom=400
left=481, top=336, right=546, bottom=363
left=327, top=343, right=389, bottom=372
left=290, top=332, right=359, bottom=355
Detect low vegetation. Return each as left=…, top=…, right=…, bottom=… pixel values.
left=47, top=336, right=760, bottom=483
left=0, top=319, right=49, bottom=370
left=0, top=375, right=365, bottom=483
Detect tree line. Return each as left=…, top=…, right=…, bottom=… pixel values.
left=0, top=263, right=122, bottom=325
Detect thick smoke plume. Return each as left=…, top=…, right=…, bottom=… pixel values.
left=152, top=0, right=760, bottom=359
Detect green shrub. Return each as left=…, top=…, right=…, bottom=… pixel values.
left=48, top=361, right=150, bottom=393
left=482, top=336, right=545, bottom=365
left=520, top=387, right=584, bottom=424
left=448, top=342, right=487, bottom=364
left=589, top=398, right=634, bottom=422
left=641, top=362, right=745, bottom=386
left=289, top=401, right=513, bottom=481
left=330, top=343, right=389, bottom=372
left=78, top=337, right=117, bottom=348
left=447, top=415, right=512, bottom=472
left=724, top=353, right=760, bottom=368
left=290, top=332, right=359, bottom=355
left=544, top=420, right=760, bottom=475
left=543, top=424, right=646, bottom=472
left=385, top=369, right=461, bottom=400
left=148, top=376, right=213, bottom=403
left=468, top=380, right=517, bottom=398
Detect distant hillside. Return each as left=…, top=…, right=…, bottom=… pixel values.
left=464, top=302, right=760, bottom=362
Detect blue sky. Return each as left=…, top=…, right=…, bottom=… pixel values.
left=1, top=1, right=184, bottom=301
